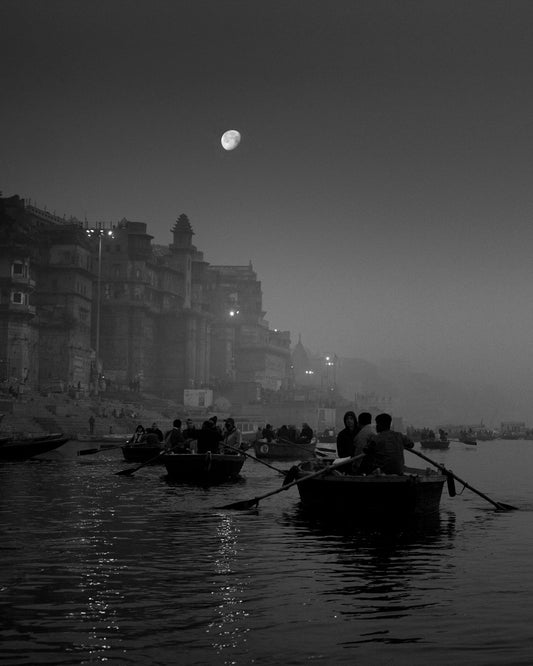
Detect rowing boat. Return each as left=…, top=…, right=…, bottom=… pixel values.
left=291, top=461, right=447, bottom=519
left=162, top=452, right=245, bottom=484
left=0, top=433, right=70, bottom=461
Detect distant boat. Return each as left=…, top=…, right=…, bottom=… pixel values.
left=420, top=438, right=450, bottom=450
left=253, top=437, right=316, bottom=460
left=458, top=433, right=477, bottom=445
left=0, top=433, right=69, bottom=461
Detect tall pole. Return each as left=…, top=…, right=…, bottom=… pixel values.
left=95, top=233, right=102, bottom=393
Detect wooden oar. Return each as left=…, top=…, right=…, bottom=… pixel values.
left=408, top=448, right=517, bottom=511
left=115, top=444, right=183, bottom=476
left=216, top=453, right=363, bottom=511
left=223, top=444, right=288, bottom=476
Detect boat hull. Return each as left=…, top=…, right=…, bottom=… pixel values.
left=253, top=437, right=316, bottom=460
left=295, top=466, right=446, bottom=519
left=0, top=434, right=70, bottom=461
left=121, top=445, right=163, bottom=463
left=162, top=452, right=245, bottom=484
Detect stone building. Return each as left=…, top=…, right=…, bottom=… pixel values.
left=93, top=213, right=212, bottom=396
left=0, top=195, right=93, bottom=390
left=0, top=195, right=290, bottom=402
left=207, top=263, right=291, bottom=402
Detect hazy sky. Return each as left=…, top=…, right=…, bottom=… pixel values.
left=3, top=1, right=533, bottom=401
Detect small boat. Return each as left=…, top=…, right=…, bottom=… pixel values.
left=121, top=444, right=164, bottom=463
left=0, top=433, right=70, bottom=461
left=420, top=438, right=450, bottom=450
left=292, top=461, right=447, bottom=519
left=162, top=451, right=245, bottom=484
left=458, top=433, right=477, bottom=445
left=253, top=437, right=317, bottom=460
left=77, top=432, right=131, bottom=444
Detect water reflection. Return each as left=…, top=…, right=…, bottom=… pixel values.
left=207, top=514, right=250, bottom=662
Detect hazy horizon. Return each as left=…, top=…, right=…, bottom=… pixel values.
left=3, top=1, right=533, bottom=418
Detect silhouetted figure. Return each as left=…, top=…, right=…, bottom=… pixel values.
left=336, top=411, right=358, bottom=458
left=360, top=413, right=414, bottom=475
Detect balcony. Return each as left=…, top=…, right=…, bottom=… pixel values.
left=0, top=302, right=36, bottom=316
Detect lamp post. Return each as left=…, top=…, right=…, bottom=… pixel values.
left=86, top=228, right=114, bottom=393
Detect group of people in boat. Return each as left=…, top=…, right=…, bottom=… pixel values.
left=260, top=422, right=314, bottom=443
left=336, top=410, right=414, bottom=475
left=127, top=416, right=245, bottom=455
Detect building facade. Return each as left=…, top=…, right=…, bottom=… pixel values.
left=0, top=196, right=290, bottom=402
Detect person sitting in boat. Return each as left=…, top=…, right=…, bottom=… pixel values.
left=182, top=419, right=197, bottom=440
left=287, top=424, right=298, bottom=442
left=299, top=422, right=314, bottom=443
left=352, top=412, right=375, bottom=470
left=359, top=413, right=414, bottom=475
left=336, top=411, right=359, bottom=458
left=197, top=420, right=222, bottom=454
left=209, top=415, right=223, bottom=438
left=129, top=424, right=146, bottom=445
left=262, top=424, right=275, bottom=442
left=164, top=419, right=189, bottom=453
left=223, top=417, right=243, bottom=453
left=146, top=422, right=163, bottom=442
left=277, top=424, right=289, bottom=441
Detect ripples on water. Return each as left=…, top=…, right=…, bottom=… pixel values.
left=1, top=441, right=533, bottom=665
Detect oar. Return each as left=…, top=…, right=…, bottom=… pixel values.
left=115, top=444, right=182, bottom=476
left=408, top=448, right=518, bottom=511
left=223, top=444, right=288, bottom=476
left=216, top=453, right=363, bottom=511
left=78, top=447, right=101, bottom=456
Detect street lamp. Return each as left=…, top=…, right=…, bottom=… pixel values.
left=86, top=228, right=114, bottom=393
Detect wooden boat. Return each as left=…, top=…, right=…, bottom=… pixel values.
left=420, top=438, right=450, bottom=450
left=162, top=452, right=245, bottom=484
left=292, top=461, right=447, bottom=519
left=77, top=432, right=131, bottom=444
left=458, top=433, right=477, bottom=445
left=121, top=444, right=164, bottom=463
left=253, top=437, right=317, bottom=460
left=0, top=433, right=70, bottom=461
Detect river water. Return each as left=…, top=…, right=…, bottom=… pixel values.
left=1, top=439, right=533, bottom=665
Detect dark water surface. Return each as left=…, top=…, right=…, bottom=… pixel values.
left=1, top=440, right=533, bottom=665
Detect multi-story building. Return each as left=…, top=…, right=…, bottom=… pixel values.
left=0, top=196, right=290, bottom=403
left=207, top=263, right=291, bottom=401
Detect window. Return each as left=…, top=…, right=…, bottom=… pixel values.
left=12, top=262, right=25, bottom=276
left=12, top=291, right=24, bottom=304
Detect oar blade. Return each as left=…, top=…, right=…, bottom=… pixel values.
left=78, top=448, right=99, bottom=456
left=216, top=498, right=259, bottom=511
left=495, top=502, right=519, bottom=512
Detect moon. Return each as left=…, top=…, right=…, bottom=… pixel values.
left=221, top=129, right=241, bottom=151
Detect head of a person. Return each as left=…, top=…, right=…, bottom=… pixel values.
left=225, top=417, right=235, bottom=430
left=202, top=420, right=212, bottom=430
left=375, top=413, right=392, bottom=433
left=135, top=424, right=144, bottom=433
left=265, top=423, right=272, bottom=430
left=173, top=419, right=182, bottom=429
left=358, top=412, right=372, bottom=427
left=343, top=411, right=357, bottom=429
left=210, top=416, right=218, bottom=424
left=186, top=419, right=193, bottom=428
left=151, top=422, right=157, bottom=429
